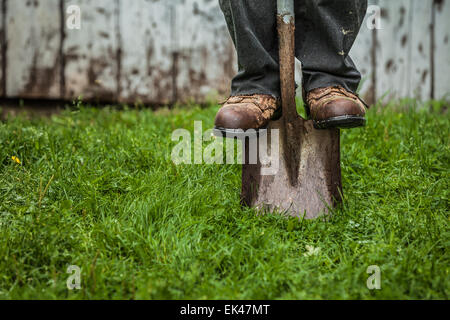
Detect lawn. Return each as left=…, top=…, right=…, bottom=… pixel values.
left=0, top=99, right=448, bottom=299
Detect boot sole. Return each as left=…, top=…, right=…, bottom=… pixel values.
left=213, top=127, right=267, bottom=139
left=214, top=115, right=365, bottom=136
left=313, top=115, right=366, bottom=130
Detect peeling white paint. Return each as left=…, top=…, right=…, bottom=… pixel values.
left=1, top=0, right=449, bottom=103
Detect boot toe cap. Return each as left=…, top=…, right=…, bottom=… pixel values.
left=315, top=99, right=365, bottom=121
left=214, top=106, right=261, bottom=130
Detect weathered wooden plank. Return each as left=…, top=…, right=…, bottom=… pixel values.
left=350, top=0, right=377, bottom=105
left=0, top=0, right=4, bottom=97
left=6, top=0, right=61, bottom=99
left=434, top=0, right=450, bottom=100
left=1, top=0, right=448, bottom=104
left=175, top=0, right=236, bottom=102
left=409, top=0, right=432, bottom=100
left=63, top=0, right=119, bottom=101
left=119, top=0, right=174, bottom=104
left=375, top=0, right=411, bottom=102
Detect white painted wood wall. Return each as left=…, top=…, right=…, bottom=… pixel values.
left=0, top=0, right=449, bottom=105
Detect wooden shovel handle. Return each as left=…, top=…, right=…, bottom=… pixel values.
left=277, top=0, right=298, bottom=121
left=277, top=0, right=301, bottom=186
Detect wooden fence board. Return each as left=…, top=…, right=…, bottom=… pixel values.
left=6, top=0, right=61, bottom=99
left=119, top=0, right=175, bottom=104
left=434, top=0, right=450, bottom=100
left=350, top=0, right=377, bottom=104
left=0, top=0, right=4, bottom=97
left=375, top=0, right=412, bottom=102
left=175, top=0, right=236, bottom=102
left=63, top=0, right=119, bottom=101
left=409, top=0, right=432, bottom=100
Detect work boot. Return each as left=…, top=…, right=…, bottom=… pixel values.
left=214, top=94, right=280, bottom=136
left=304, top=86, right=368, bottom=129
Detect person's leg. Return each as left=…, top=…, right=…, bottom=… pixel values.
left=215, top=0, right=280, bottom=135
left=218, top=0, right=280, bottom=98
left=215, top=0, right=369, bottom=133
left=295, top=0, right=367, bottom=93
left=295, top=0, right=369, bottom=129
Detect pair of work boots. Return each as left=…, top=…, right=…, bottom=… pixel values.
left=214, top=86, right=367, bottom=135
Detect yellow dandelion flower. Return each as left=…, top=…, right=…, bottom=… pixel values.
left=11, top=156, right=21, bottom=164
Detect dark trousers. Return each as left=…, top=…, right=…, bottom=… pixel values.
left=219, top=0, right=368, bottom=99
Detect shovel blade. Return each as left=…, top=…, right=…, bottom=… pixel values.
left=241, top=118, right=342, bottom=219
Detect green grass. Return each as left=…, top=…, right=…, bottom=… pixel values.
left=0, top=99, right=448, bottom=299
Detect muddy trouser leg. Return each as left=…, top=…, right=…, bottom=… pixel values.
left=218, top=0, right=367, bottom=98
left=295, top=0, right=367, bottom=94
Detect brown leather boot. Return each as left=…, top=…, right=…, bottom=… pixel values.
left=214, top=94, right=280, bottom=136
left=304, top=86, right=368, bottom=129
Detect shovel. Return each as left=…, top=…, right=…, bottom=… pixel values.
left=241, top=0, right=342, bottom=219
